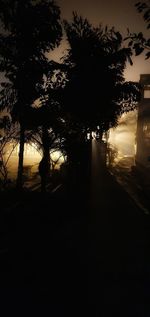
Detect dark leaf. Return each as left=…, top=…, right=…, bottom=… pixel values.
left=128, top=40, right=133, bottom=46
left=145, top=51, right=150, bottom=59
left=133, top=43, right=144, bottom=55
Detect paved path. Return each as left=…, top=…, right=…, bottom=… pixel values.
left=88, top=139, right=150, bottom=316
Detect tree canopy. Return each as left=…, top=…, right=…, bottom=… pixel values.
left=0, top=5, right=142, bottom=188
left=0, top=0, right=62, bottom=189
left=62, top=13, right=140, bottom=134
left=0, top=0, right=62, bottom=122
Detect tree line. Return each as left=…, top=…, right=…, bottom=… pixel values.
left=0, top=0, right=148, bottom=191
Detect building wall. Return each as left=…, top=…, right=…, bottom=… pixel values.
left=136, top=74, right=150, bottom=171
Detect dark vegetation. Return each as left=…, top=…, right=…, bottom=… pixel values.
left=0, top=2, right=150, bottom=316
left=0, top=0, right=145, bottom=192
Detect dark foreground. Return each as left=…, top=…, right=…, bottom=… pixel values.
left=0, top=160, right=150, bottom=316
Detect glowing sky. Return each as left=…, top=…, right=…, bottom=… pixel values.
left=0, top=0, right=149, bottom=83
left=53, top=0, right=150, bottom=82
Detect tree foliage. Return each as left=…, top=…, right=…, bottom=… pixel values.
left=0, top=0, right=62, bottom=189
left=62, top=13, right=140, bottom=134
left=0, top=0, right=62, bottom=122
left=125, top=1, right=150, bottom=59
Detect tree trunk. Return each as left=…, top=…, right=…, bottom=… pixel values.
left=16, top=124, right=25, bottom=190
left=42, top=126, right=50, bottom=162
left=39, top=126, right=50, bottom=193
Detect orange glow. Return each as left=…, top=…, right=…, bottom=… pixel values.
left=4, top=143, right=65, bottom=179
left=108, top=111, right=137, bottom=166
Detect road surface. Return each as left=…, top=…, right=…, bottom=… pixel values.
left=88, top=139, right=150, bottom=316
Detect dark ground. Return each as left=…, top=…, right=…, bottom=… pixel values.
left=0, top=182, right=89, bottom=317
left=0, top=142, right=150, bottom=316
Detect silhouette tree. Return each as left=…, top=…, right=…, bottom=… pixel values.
left=34, top=63, right=67, bottom=191
left=126, top=1, right=150, bottom=59
left=64, top=13, right=138, bottom=132
left=62, top=13, right=140, bottom=151
left=0, top=0, right=62, bottom=189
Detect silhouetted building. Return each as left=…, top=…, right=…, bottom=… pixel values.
left=135, top=74, right=150, bottom=184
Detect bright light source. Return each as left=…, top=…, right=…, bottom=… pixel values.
left=3, top=142, right=65, bottom=178
left=108, top=111, right=137, bottom=165
left=50, top=150, right=65, bottom=168
left=87, top=133, right=90, bottom=140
